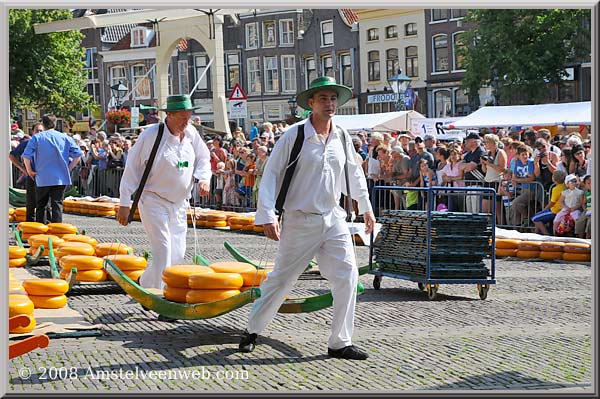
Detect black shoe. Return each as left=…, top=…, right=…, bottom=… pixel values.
left=157, top=314, right=177, bottom=323
left=239, top=331, right=257, bottom=353
left=328, top=345, right=369, bottom=360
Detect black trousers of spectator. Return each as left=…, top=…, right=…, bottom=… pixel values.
left=25, top=177, right=37, bottom=222
left=35, top=185, right=66, bottom=223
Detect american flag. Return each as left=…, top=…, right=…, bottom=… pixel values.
left=177, top=38, right=188, bottom=52
left=341, top=9, right=359, bottom=25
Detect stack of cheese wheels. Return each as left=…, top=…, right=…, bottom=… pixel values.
left=28, top=234, right=64, bottom=257
left=539, top=241, right=565, bottom=260
left=47, top=222, right=78, bottom=237
left=161, top=265, right=215, bottom=303
left=209, top=261, right=270, bottom=293
left=516, top=240, right=543, bottom=259
left=59, top=255, right=105, bottom=281
left=22, top=278, right=69, bottom=309
left=61, top=234, right=98, bottom=247
left=17, top=221, right=48, bottom=242
left=204, top=212, right=228, bottom=228
left=76, top=201, right=91, bottom=215
left=95, top=242, right=133, bottom=257
left=495, top=238, right=521, bottom=257
left=56, top=241, right=96, bottom=260
left=104, top=254, right=147, bottom=282
left=9, top=294, right=36, bottom=333
left=563, top=243, right=591, bottom=262
left=62, top=199, right=76, bottom=213
left=9, top=207, right=15, bottom=222
left=13, top=207, right=27, bottom=222
left=228, top=215, right=255, bottom=231
left=186, top=209, right=202, bottom=227
left=9, top=245, right=27, bottom=268
left=93, top=202, right=117, bottom=217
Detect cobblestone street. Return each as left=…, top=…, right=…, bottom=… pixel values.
left=8, top=214, right=593, bottom=393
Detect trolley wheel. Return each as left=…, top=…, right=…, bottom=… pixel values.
left=477, top=284, right=489, bottom=300
left=373, top=275, right=382, bottom=290
left=417, top=283, right=425, bottom=291
left=426, top=283, right=439, bottom=300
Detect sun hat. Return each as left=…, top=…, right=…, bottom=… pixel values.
left=565, top=174, right=578, bottom=184
left=140, top=94, right=201, bottom=112
left=296, top=76, right=352, bottom=111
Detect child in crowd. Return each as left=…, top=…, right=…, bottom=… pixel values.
left=553, top=174, right=585, bottom=236
left=531, top=170, right=566, bottom=235
left=214, top=161, right=226, bottom=208
left=575, top=175, right=592, bottom=239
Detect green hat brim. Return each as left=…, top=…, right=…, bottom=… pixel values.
left=157, top=104, right=202, bottom=112
left=296, top=84, right=352, bottom=111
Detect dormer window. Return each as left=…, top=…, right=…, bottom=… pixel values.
left=131, top=27, right=148, bottom=47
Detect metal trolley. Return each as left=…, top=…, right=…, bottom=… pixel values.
left=368, top=185, right=497, bottom=300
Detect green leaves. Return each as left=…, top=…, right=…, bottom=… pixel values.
left=9, top=9, right=92, bottom=116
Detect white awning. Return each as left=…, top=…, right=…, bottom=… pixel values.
left=332, top=110, right=426, bottom=132
left=451, top=101, right=592, bottom=129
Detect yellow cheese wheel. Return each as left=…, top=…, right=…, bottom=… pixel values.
left=17, top=221, right=48, bottom=233
left=205, top=213, right=228, bottom=221
left=496, top=239, right=521, bottom=249
left=29, top=294, right=68, bottom=309
left=253, top=225, right=265, bottom=233
left=23, top=278, right=69, bottom=296
left=186, top=289, right=241, bottom=304
left=563, top=243, right=591, bottom=254
left=10, top=314, right=36, bottom=334
left=75, top=269, right=107, bottom=282
left=61, top=234, right=98, bottom=247
left=95, top=243, right=133, bottom=257
left=563, top=252, right=591, bottom=262
left=104, top=254, right=147, bottom=271
left=124, top=269, right=144, bottom=281
left=539, top=251, right=564, bottom=260
left=59, top=255, right=104, bottom=271
left=539, top=241, right=565, bottom=252
left=9, top=258, right=27, bottom=268
left=163, top=286, right=190, bottom=303
left=162, top=265, right=215, bottom=288
left=242, top=225, right=255, bottom=232
left=239, top=268, right=271, bottom=286
left=9, top=280, right=25, bottom=293
left=29, top=234, right=64, bottom=248
left=495, top=248, right=517, bottom=258
left=205, top=220, right=228, bottom=228
left=189, top=272, right=244, bottom=289
left=9, top=295, right=35, bottom=317
left=9, top=245, right=27, bottom=259
left=209, top=261, right=256, bottom=274
left=516, top=250, right=540, bottom=259
left=517, top=241, right=543, bottom=250
left=229, top=224, right=243, bottom=231
left=195, top=220, right=206, bottom=227
left=47, top=222, right=78, bottom=234
left=14, top=207, right=27, bottom=216
left=57, top=242, right=96, bottom=258
left=228, top=216, right=254, bottom=226
left=96, top=210, right=117, bottom=217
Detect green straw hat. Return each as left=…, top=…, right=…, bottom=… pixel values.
left=296, top=76, right=353, bottom=111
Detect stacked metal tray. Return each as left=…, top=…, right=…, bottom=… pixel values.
left=373, top=210, right=492, bottom=279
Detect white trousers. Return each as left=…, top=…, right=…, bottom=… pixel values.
left=247, top=209, right=359, bottom=350
left=138, top=192, right=188, bottom=290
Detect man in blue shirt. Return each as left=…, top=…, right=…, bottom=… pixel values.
left=249, top=121, right=259, bottom=141
left=22, top=114, right=83, bottom=223
left=9, top=122, right=44, bottom=221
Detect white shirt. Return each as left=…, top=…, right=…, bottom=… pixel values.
left=255, top=118, right=372, bottom=225
left=119, top=122, right=211, bottom=207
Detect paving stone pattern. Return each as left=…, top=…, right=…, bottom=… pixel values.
left=8, top=214, right=593, bottom=393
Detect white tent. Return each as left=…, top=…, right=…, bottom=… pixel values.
left=450, top=101, right=592, bottom=129
left=332, top=110, right=425, bottom=132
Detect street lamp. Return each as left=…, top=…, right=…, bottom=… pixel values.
left=387, top=70, right=412, bottom=111
left=287, top=96, right=297, bottom=118
left=110, top=81, right=128, bottom=109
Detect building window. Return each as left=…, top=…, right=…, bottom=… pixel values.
left=132, top=64, right=150, bottom=99
left=454, top=88, right=469, bottom=116
left=281, top=55, right=296, bottom=92
left=434, top=89, right=452, bottom=117
left=405, top=46, right=418, bottom=77
left=385, top=25, right=398, bottom=39
left=279, top=19, right=294, bottom=46
left=245, top=22, right=259, bottom=49
left=386, top=49, right=399, bottom=80
left=267, top=107, right=281, bottom=120
left=194, top=55, right=208, bottom=91
left=264, top=56, right=278, bottom=92
left=263, top=21, right=276, bottom=47
left=368, top=50, right=380, bottom=81
left=305, top=58, right=317, bottom=88
left=405, top=23, right=417, bottom=36
left=321, top=20, right=334, bottom=46
left=432, top=9, right=448, bottom=21
left=453, top=32, right=466, bottom=70
left=84, top=48, right=98, bottom=82
left=247, top=57, right=261, bottom=95
left=110, top=66, right=128, bottom=92
left=322, top=55, right=334, bottom=78
left=367, top=28, right=379, bottom=41
left=226, top=53, right=240, bottom=90
left=451, top=9, right=468, bottom=19
left=130, top=27, right=147, bottom=47
left=433, top=34, right=449, bottom=72
left=178, top=60, right=189, bottom=95
left=339, top=53, right=353, bottom=88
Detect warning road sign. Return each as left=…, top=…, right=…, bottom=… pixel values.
left=229, top=83, right=247, bottom=101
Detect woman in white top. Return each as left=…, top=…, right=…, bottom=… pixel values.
left=481, top=134, right=507, bottom=221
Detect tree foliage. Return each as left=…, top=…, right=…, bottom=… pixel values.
left=9, top=9, right=92, bottom=116
left=459, top=9, right=591, bottom=105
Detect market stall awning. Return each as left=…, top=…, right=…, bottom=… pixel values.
left=332, top=110, right=425, bottom=132
left=450, top=101, right=592, bottom=129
